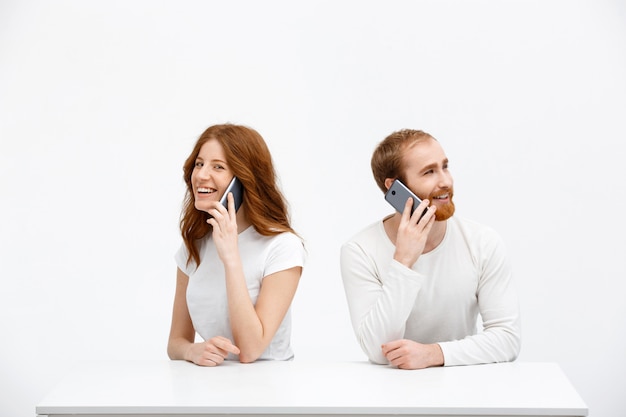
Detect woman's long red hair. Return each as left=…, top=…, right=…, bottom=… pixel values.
left=180, top=124, right=298, bottom=266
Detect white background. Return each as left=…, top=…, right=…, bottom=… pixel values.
left=1, top=1, right=625, bottom=416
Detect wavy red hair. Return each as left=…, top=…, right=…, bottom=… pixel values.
left=180, top=124, right=298, bottom=266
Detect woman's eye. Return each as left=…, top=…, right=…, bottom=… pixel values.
left=194, top=161, right=203, bottom=168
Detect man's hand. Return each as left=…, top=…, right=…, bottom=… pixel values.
left=381, top=339, right=444, bottom=370
left=393, top=198, right=436, bottom=268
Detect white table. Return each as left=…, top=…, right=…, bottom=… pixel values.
left=36, top=360, right=588, bottom=416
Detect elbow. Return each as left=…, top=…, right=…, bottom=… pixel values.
left=499, top=325, right=522, bottom=363
left=507, top=319, right=522, bottom=362
left=368, top=356, right=389, bottom=365
left=238, top=355, right=257, bottom=364
left=508, top=333, right=522, bottom=362
left=237, top=350, right=261, bottom=364
left=359, top=338, right=388, bottom=365
left=166, top=343, right=176, bottom=361
left=167, top=337, right=190, bottom=361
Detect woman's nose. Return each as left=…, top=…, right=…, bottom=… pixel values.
left=196, top=165, right=210, bottom=179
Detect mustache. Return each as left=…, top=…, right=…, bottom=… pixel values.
left=428, top=188, right=454, bottom=200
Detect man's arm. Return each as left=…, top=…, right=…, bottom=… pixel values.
left=340, top=241, right=423, bottom=364
left=440, top=230, right=521, bottom=366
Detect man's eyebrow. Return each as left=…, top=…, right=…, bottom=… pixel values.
left=421, top=158, right=448, bottom=171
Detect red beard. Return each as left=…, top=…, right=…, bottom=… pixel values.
left=429, top=190, right=455, bottom=221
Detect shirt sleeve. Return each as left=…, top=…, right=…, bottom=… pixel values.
left=340, top=240, right=424, bottom=364
left=174, top=242, right=191, bottom=275
left=263, top=232, right=306, bottom=277
left=439, top=229, right=522, bottom=366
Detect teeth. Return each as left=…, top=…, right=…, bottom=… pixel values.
left=434, top=194, right=448, bottom=199
left=198, top=187, right=214, bottom=194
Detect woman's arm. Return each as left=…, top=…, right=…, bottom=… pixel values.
left=225, top=264, right=302, bottom=363
left=167, top=268, right=240, bottom=366
left=207, top=193, right=303, bottom=363
left=167, top=268, right=195, bottom=360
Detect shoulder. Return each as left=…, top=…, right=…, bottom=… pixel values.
left=343, top=219, right=386, bottom=248
left=450, top=216, right=502, bottom=242
left=245, top=228, right=306, bottom=261
left=258, top=231, right=307, bottom=273
left=340, top=218, right=390, bottom=263
left=174, top=238, right=208, bottom=275
left=247, top=228, right=304, bottom=248
left=448, top=216, right=507, bottom=258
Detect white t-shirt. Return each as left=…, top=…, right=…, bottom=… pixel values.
left=175, top=227, right=306, bottom=361
left=340, top=215, right=521, bottom=366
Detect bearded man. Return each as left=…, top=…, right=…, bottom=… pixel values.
left=340, top=129, right=521, bottom=369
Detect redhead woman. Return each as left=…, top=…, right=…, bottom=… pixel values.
left=167, top=124, right=305, bottom=366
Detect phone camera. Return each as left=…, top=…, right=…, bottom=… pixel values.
left=391, top=190, right=396, bottom=195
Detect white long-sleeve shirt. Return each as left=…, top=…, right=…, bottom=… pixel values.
left=340, top=215, right=521, bottom=366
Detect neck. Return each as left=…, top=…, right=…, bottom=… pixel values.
left=236, top=207, right=252, bottom=233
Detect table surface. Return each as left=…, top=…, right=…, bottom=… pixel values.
left=36, top=360, right=588, bottom=416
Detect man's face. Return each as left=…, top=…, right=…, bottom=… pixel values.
left=401, top=138, right=455, bottom=221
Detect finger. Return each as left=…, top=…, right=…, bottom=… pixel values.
left=381, top=343, right=398, bottom=359
left=205, top=203, right=226, bottom=222
left=385, top=347, right=403, bottom=363
left=213, top=199, right=229, bottom=216
left=205, top=215, right=225, bottom=233
left=212, top=336, right=241, bottom=355
left=382, top=339, right=402, bottom=352
left=389, top=355, right=405, bottom=368
left=399, top=198, right=413, bottom=224
left=420, top=207, right=437, bottom=231
left=203, top=352, right=226, bottom=366
left=413, top=199, right=430, bottom=223
left=392, top=358, right=411, bottom=369
left=226, top=192, right=236, bottom=218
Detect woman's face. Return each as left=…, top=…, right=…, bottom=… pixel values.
left=190, top=138, right=234, bottom=213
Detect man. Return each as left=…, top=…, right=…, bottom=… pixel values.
left=340, top=129, right=521, bottom=369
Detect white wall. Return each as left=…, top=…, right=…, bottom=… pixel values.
left=1, top=1, right=625, bottom=416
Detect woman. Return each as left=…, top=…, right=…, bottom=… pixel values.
left=167, top=124, right=305, bottom=366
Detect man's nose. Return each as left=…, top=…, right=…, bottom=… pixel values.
left=439, top=171, right=453, bottom=188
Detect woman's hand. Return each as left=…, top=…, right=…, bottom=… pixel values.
left=185, top=336, right=241, bottom=367
left=206, top=193, right=240, bottom=266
